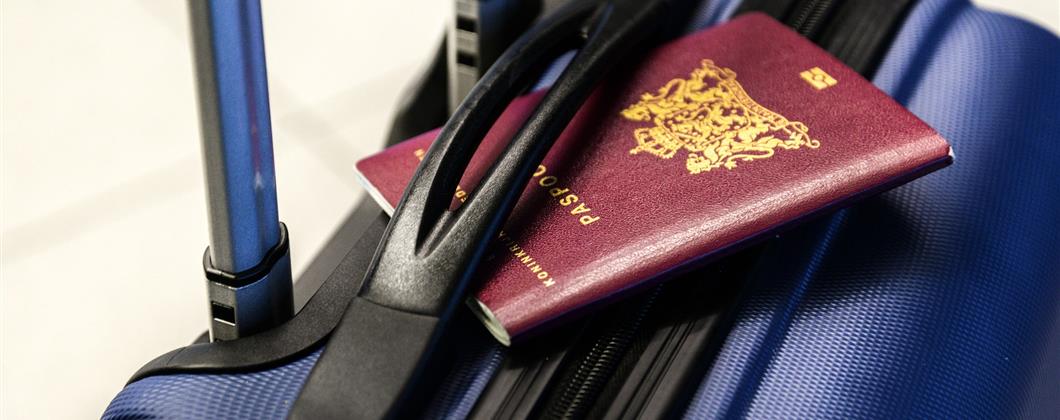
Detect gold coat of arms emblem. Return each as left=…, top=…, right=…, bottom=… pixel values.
left=620, top=59, right=821, bottom=174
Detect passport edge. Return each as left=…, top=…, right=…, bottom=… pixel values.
left=354, top=163, right=396, bottom=216
left=467, top=297, right=511, bottom=346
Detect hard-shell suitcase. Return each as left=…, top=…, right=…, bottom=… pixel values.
left=103, top=0, right=1060, bottom=418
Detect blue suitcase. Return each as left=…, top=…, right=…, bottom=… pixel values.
left=104, top=0, right=1060, bottom=418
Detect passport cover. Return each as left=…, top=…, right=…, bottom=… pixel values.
left=354, top=14, right=952, bottom=345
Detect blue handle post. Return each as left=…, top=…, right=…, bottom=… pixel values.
left=189, top=0, right=292, bottom=341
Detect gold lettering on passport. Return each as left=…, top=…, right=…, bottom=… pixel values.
left=532, top=165, right=599, bottom=226
left=620, top=59, right=820, bottom=174
left=497, top=231, right=555, bottom=287
left=800, top=67, right=837, bottom=90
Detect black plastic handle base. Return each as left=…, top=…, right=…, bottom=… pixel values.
left=289, top=298, right=441, bottom=419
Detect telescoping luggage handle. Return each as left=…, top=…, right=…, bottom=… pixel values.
left=189, top=0, right=293, bottom=342
left=288, top=0, right=673, bottom=417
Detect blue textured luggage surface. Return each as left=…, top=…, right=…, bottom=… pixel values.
left=685, top=0, right=1060, bottom=418
left=102, top=0, right=1060, bottom=418
left=103, top=347, right=320, bottom=419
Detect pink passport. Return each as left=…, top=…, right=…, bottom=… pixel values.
left=354, top=14, right=952, bottom=345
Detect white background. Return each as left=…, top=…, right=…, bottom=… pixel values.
left=1, top=1, right=1056, bottom=418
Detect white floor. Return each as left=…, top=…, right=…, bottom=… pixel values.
left=0, top=1, right=1055, bottom=419
left=1, top=1, right=446, bottom=418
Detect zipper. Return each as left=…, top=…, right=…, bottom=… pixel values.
left=539, top=287, right=663, bottom=419
left=815, top=0, right=917, bottom=77
left=462, top=257, right=750, bottom=420
left=735, top=0, right=841, bottom=40
left=739, top=0, right=916, bottom=76
left=787, top=0, right=838, bottom=37
left=592, top=257, right=756, bottom=420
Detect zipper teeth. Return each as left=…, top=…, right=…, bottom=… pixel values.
left=789, top=0, right=835, bottom=36
left=551, top=332, right=636, bottom=417
left=546, top=288, right=662, bottom=419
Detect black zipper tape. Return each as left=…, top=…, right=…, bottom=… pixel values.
left=788, top=0, right=841, bottom=38
left=590, top=252, right=759, bottom=420
left=539, top=287, right=663, bottom=419
left=816, top=0, right=917, bottom=77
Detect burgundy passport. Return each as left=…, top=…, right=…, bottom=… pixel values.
left=355, top=14, right=952, bottom=345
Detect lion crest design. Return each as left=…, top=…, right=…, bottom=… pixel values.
left=620, top=59, right=820, bottom=174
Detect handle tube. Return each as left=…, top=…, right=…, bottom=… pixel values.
left=188, top=0, right=292, bottom=341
